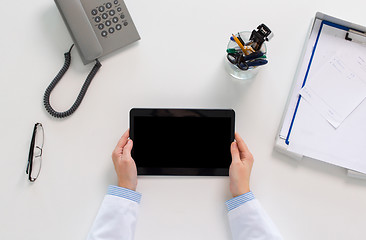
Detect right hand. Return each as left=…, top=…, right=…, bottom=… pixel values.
left=229, top=133, right=254, bottom=198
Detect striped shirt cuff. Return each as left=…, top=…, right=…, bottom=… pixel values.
left=225, top=191, right=255, bottom=211
left=107, top=185, right=142, bottom=204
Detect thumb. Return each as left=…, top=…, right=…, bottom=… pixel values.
left=122, top=139, right=133, bottom=158
left=230, top=142, right=240, bottom=163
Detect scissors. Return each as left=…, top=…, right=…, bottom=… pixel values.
left=227, top=51, right=267, bottom=70
left=237, top=58, right=268, bottom=70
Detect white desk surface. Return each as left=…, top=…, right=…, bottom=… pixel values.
left=1, top=0, right=366, bottom=239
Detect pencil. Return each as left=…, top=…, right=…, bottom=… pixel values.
left=232, top=34, right=245, bottom=51
left=232, top=34, right=254, bottom=55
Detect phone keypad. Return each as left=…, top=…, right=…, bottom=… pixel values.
left=90, top=1, right=129, bottom=38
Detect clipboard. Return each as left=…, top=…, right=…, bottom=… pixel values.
left=275, top=12, right=366, bottom=179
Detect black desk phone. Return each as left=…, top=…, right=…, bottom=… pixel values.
left=43, top=0, right=140, bottom=118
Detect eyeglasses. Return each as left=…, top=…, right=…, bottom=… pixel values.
left=26, top=123, right=44, bottom=182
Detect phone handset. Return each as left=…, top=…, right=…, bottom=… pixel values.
left=55, top=0, right=102, bottom=62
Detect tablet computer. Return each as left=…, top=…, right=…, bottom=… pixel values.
left=129, top=108, right=235, bottom=176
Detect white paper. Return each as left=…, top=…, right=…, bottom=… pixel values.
left=288, top=99, right=366, bottom=174
left=300, top=49, right=366, bottom=128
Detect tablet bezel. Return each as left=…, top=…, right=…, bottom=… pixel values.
left=129, top=108, right=235, bottom=176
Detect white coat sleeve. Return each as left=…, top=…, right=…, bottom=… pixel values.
left=87, top=185, right=142, bottom=240
left=226, top=192, right=283, bottom=240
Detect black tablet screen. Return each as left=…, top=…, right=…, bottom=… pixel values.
left=130, top=109, right=235, bottom=175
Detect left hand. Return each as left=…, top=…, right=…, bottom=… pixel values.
left=111, top=129, right=138, bottom=191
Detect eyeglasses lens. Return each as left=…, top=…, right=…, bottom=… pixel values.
left=30, top=147, right=42, bottom=180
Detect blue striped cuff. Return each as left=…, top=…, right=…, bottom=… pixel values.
left=225, top=191, right=255, bottom=211
left=107, top=185, right=142, bottom=204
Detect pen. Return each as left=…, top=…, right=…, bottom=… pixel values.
left=226, top=48, right=243, bottom=53
left=230, top=34, right=246, bottom=46
left=237, top=32, right=245, bottom=45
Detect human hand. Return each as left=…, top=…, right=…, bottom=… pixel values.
left=111, top=129, right=138, bottom=191
left=229, top=133, right=254, bottom=198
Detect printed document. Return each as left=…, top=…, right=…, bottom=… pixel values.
left=300, top=48, right=366, bottom=128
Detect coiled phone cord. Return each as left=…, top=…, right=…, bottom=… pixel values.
left=43, top=44, right=102, bottom=118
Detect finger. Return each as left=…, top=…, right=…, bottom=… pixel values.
left=115, top=129, right=130, bottom=152
left=230, top=142, right=241, bottom=162
left=122, top=139, right=133, bottom=159
left=235, top=132, right=250, bottom=158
